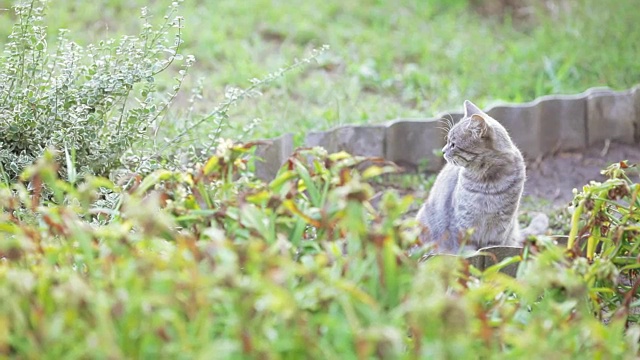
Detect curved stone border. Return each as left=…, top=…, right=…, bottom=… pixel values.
left=254, top=85, right=640, bottom=181
left=250, top=86, right=639, bottom=274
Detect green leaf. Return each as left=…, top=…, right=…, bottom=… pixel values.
left=294, top=160, right=321, bottom=207
left=134, top=169, right=173, bottom=196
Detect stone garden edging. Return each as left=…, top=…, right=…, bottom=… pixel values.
left=252, top=85, right=640, bottom=274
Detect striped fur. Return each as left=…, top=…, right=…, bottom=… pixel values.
left=416, top=100, right=526, bottom=253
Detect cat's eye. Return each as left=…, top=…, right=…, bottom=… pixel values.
left=450, top=142, right=455, bottom=148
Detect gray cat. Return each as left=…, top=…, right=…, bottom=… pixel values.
left=416, top=100, right=537, bottom=254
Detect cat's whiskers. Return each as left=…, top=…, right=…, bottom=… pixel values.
left=437, top=116, right=455, bottom=139
left=442, top=114, right=455, bottom=130
left=436, top=126, right=450, bottom=136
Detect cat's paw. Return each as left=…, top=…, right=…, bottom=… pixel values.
left=520, top=212, right=549, bottom=238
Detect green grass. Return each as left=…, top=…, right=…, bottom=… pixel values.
left=1, top=0, right=638, bottom=141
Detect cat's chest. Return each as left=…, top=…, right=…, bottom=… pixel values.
left=451, top=173, right=522, bottom=228
left=452, top=177, right=520, bottom=213
left=453, top=190, right=506, bottom=213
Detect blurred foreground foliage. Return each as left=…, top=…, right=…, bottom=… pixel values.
left=1, top=145, right=639, bottom=359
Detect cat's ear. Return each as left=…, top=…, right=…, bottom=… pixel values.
left=463, top=100, right=483, bottom=118
left=468, top=114, right=489, bottom=138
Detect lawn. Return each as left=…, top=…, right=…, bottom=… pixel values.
left=1, top=0, right=638, bottom=142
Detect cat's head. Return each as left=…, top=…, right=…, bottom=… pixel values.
left=441, top=100, right=515, bottom=168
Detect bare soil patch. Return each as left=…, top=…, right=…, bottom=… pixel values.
left=524, top=141, right=640, bottom=207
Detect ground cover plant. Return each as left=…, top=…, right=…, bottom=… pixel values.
left=1, top=0, right=640, bottom=358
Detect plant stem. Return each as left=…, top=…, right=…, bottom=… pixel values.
left=567, top=199, right=585, bottom=250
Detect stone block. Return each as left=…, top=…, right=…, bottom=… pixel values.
left=304, top=125, right=386, bottom=158
left=254, top=133, right=294, bottom=181
left=587, top=88, right=637, bottom=145
left=305, top=131, right=329, bottom=150
left=468, top=246, right=523, bottom=277
left=538, top=95, right=587, bottom=152
left=385, top=119, right=445, bottom=171
left=479, top=245, right=522, bottom=276
left=465, top=252, right=485, bottom=271
left=487, top=103, right=543, bottom=160
left=487, top=95, right=587, bottom=159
